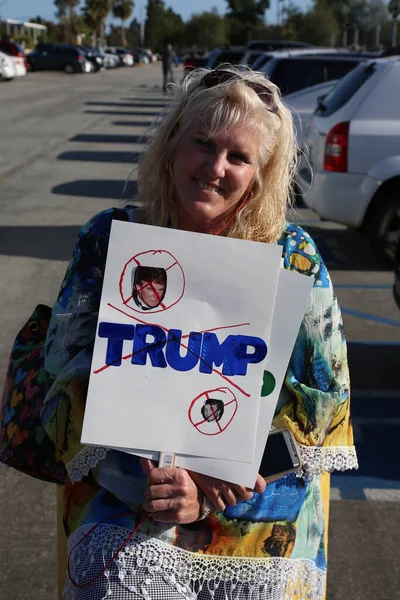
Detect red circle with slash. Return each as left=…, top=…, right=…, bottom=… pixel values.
left=188, top=387, right=238, bottom=436
left=119, top=249, right=185, bottom=314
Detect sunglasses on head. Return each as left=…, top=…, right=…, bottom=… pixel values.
left=200, top=69, right=279, bottom=115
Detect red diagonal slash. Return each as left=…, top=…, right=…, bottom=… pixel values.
left=123, top=258, right=177, bottom=308
left=93, top=302, right=251, bottom=398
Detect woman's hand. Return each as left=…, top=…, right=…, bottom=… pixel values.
left=188, top=471, right=267, bottom=511
left=141, top=458, right=202, bottom=524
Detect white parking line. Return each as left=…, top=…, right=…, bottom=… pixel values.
left=331, top=476, right=400, bottom=502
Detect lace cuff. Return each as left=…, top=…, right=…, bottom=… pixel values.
left=65, top=444, right=358, bottom=484
left=297, top=444, right=358, bottom=479
left=66, top=445, right=109, bottom=483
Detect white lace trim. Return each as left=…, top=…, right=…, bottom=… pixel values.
left=64, top=524, right=326, bottom=600
left=298, top=444, right=358, bottom=479
left=66, top=445, right=109, bottom=483
left=66, top=444, right=358, bottom=484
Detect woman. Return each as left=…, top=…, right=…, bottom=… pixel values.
left=44, top=66, right=358, bottom=600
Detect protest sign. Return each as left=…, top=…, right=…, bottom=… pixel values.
left=81, top=221, right=283, bottom=463
left=121, top=268, right=313, bottom=487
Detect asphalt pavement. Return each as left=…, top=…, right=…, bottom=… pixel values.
left=0, top=64, right=399, bottom=600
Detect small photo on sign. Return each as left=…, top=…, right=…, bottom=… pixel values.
left=119, top=249, right=185, bottom=314
left=131, top=266, right=167, bottom=310
left=189, top=387, right=238, bottom=436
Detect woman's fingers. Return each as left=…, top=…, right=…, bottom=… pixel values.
left=145, top=483, right=175, bottom=500
left=231, top=484, right=254, bottom=501
left=140, top=458, right=156, bottom=475
left=143, top=497, right=175, bottom=514
left=254, top=474, right=267, bottom=494
left=143, top=468, right=202, bottom=524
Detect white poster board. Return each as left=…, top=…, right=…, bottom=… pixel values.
left=121, top=268, right=313, bottom=487
left=82, top=221, right=283, bottom=463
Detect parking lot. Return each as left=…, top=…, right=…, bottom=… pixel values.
left=0, top=64, right=399, bottom=600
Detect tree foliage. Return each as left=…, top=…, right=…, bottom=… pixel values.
left=388, top=0, right=400, bottom=19
left=184, top=10, right=227, bottom=49
left=225, top=0, right=270, bottom=43
left=44, top=0, right=397, bottom=51
left=82, top=0, right=111, bottom=46
left=145, top=0, right=184, bottom=51
left=113, top=0, right=134, bottom=47
left=53, top=0, right=80, bottom=42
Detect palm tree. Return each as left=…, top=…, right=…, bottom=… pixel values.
left=112, top=0, right=134, bottom=47
left=82, top=0, right=111, bottom=47
left=388, top=0, right=400, bottom=46
left=54, top=0, right=80, bottom=42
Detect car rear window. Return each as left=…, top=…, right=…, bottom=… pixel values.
left=315, top=62, right=376, bottom=117
left=262, top=59, right=318, bottom=94
left=263, top=57, right=363, bottom=95
left=212, top=51, right=244, bottom=67
left=0, top=40, right=11, bottom=53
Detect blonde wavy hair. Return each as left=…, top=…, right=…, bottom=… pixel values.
left=137, top=66, right=298, bottom=243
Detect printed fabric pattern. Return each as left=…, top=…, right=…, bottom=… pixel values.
left=0, top=304, right=66, bottom=483
left=43, top=207, right=357, bottom=599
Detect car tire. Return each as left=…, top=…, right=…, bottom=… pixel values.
left=365, top=189, right=400, bottom=262
left=64, top=63, right=75, bottom=74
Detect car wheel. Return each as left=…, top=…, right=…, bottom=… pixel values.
left=365, top=189, right=400, bottom=262
left=64, top=63, right=75, bottom=74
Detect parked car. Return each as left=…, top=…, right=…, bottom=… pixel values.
left=251, top=52, right=275, bottom=71
left=260, top=52, right=367, bottom=95
left=251, top=47, right=361, bottom=72
left=0, top=39, right=30, bottom=71
left=393, top=239, right=400, bottom=308
left=296, top=57, right=400, bottom=260
left=105, top=47, right=134, bottom=66
left=98, top=49, right=119, bottom=69
left=0, top=50, right=16, bottom=80
left=240, top=39, right=313, bottom=67
left=79, top=46, right=104, bottom=71
left=182, top=52, right=209, bottom=78
left=28, top=43, right=91, bottom=73
left=206, top=46, right=246, bottom=69
left=284, top=79, right=339, bottom=146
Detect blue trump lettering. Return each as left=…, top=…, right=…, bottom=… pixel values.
left=98, top=322, right=267, bottom=376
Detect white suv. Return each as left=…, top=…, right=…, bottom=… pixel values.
left=296, top=57, right=400, bottom=258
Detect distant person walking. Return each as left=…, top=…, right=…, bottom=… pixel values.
left=162, top=43, right=175, bottom=92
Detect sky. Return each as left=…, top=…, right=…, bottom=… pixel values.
left=3, top=0, right=310, bottom=26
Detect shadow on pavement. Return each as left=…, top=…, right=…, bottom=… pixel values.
left=70, top=134, right=148, bottom=144
left=336, top=342, right=400, bottom=482
left=85, top=101, right=164, bottom=110
left=0, top=226, right=80, bottom=260
left=57, top=151, right=140, bottom=163
left=112, top=120, right=155, bottom=128
left=84, top=109, right=161, bottom=117
left=52, top=179, right=137, bottom=199
left=119, top=98, right=169, bottom=106
left=305, top=225, right=391, bottom=271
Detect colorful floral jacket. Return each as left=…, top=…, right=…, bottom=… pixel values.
left=43, top=206, right=357, bottom=600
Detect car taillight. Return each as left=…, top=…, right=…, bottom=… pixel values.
left=78, top=55, right=83, bottom=63
left=324, top=122, right=349, bottom=173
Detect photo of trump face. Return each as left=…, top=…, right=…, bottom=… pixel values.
left=132, top=266, right=167, bottom=310
left=201, top=399, right=225, bottom=423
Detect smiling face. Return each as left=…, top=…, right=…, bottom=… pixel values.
left=171, top=121, right=260, bottom=233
